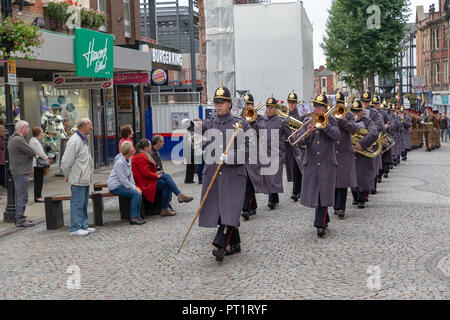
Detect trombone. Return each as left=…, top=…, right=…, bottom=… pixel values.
left=275, top=109, right=304, bottom=130
left=287, top=94, right=355, bottom=146
left=241, top=101, right=263, bottom=123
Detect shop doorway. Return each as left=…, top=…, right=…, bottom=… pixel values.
left=117, top=85, right=141, bottom=145
left=91, top=88, right=117, bottom=168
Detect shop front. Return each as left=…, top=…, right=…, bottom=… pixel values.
left=0, top=28, right=151, bottom=169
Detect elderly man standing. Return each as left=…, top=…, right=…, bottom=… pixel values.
left=61, top=118, right=94, bottom=236
left=8, top=120, right=36, bottom=227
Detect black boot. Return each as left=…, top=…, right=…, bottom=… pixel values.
left=316, top=227, right=326, bottom=237
left=212, top=247, right=225, bottom=262
left=241, top=211, right=249, bottom=221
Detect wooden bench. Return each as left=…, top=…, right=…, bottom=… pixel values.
left=44, top=183, right=162, bottom=230
left=92, top=183, right=162, bottom=226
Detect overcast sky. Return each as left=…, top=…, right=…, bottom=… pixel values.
left=158, top=0, right=439, bottom=68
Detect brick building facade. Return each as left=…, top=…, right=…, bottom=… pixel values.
left=416, top=0, right=450, bottom=111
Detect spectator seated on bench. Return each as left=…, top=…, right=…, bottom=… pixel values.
left=107, top=141, right=145, bottom=225
left=132, top=139, right=193, bottom=217
left=151, top=135, right=194, bottom=213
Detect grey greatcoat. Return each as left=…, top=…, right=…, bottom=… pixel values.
left=369, top=107, right=384, bottom=176
left=335, top=112, right=358, bottom=188
left=391, top=113, right=403, bottom=159
left=401, top=115, right=411, bottom=151
left=198, top=112, right=251, bottom=228
left=378, top=108, right=394, bottom=165
left=296, top=115, right=340, bottom=208
left=284, top=109, right=304, bottom=181
left=352, top=117, right=379, bottom=192
left=245, top=115, right=266, bottom=193
left=260, top=114, right=291, bottom=194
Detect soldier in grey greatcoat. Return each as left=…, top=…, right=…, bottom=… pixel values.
left=333, top=92, right=358, bottom=219
left=260, top=96, right=291, bottom=210
left=398, top=106, right=412, bottom=161
left=199, top=85, right=251, bottom=262
left=296, top=93, right=340, bottom=238
left=350, top=100, right=379, bottom=209
left=377, top=101, right=394, bottom=178
left=284, top=91, right=304, bottom=202
left=361, top=91, right=384, bottom=195
left=391, top=105, right=403, bottom=165
left=241, top=93, right=265, bottom=221
left=370, top=95, right=386, bottom=184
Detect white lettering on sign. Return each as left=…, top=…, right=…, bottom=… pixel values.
left=152, top=49, right=182, bottom=67
left=82, top=38, right=108, bottom=74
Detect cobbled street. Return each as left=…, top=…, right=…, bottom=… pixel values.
left=0, top=144, right=449, bottom=300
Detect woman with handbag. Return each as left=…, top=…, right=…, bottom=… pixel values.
left=30, top=127, right=51, bottom=203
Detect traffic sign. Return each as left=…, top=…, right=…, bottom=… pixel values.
left=7, top=60, right=16, bottom=74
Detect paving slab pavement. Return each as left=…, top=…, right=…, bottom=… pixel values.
left=0, top=144, right=449, bottom=299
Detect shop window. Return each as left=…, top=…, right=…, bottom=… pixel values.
left=124, top=0, right=131, bottom=38
left=0, top=86, right=21, bottom=126
left=39, top=85, right=90, bottom=163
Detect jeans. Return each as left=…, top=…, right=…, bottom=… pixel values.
left=69, top=185, right=89, bottom=232
left=441, top=128, right=448, bottom=142
left=156, top=179, right=170, bottom=209
left=34, top=167, right=44, bottom=200
left=110, top=185, right=142, bottom=219
left=12, top=174, right=29, bottom=223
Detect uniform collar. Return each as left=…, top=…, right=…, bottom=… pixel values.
left=215, top=112, right=234, bottom=124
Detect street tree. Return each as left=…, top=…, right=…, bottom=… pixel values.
left=321, top=0, right=410, bottom=94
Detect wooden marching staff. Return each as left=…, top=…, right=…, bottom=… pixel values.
left=178, top=121, right=243, bottom=254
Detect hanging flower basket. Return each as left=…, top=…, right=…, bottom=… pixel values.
left=0, top=16, right=43, bottom=62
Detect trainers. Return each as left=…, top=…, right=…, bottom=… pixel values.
left=129, top=218, right=145, bottom=225
left=16, top=221, right=35, bottom=227
left=70, top=229, right=90, bottom=236
left=85, top=228, right=96, bottom=233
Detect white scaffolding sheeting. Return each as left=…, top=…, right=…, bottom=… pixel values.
left=205, top=0, right=235, bottom=105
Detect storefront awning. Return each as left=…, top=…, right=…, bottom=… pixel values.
left=9, top=30, right=152, bottom=73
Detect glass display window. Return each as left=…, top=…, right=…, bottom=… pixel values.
left=39, top=84, right=90, bottom=162
left=0, top=85, right=21, bottom=125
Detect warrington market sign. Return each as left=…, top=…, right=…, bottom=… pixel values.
left=74, top=27, right=114, bottom=78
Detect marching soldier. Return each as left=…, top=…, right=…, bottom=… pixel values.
left=351, top=100, right=379, bottom=209
left=260, top=95, right=291, bottom=209
left=361, top=91, right=384, bottom=194
left=285, top=91, right=304, bottom=202
left=241, top=92, right=265, bottom=220
left=295, top=93, right=340, bottom=237
left=432, top=110, right=441, bottom=149
left=198, top=85, right=251, bottom=262
left=389, top=104, right=403, bottom=165
left=377, top=100, right=394, bottom=179
left=423, top=107, right=434, bottom=152
left=370, top=95, right=386, bottom=184
left=333, top=92, right=358, bottom=219
left=398, top=106, right=411, bottom=161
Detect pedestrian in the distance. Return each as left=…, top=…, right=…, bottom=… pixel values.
left=30, top=126, right=50, bottom=203
left=0, top=125, right=6, bottom=188
left=119, top=124, right=135, bottom=155
left=61, top=118, right=95, bottom=236
left=441, top=113, right=448, bottom=142
left=8, top=120, right=36, bottom=227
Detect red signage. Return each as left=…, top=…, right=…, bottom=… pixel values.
left=113, top=73, right=149, bottom=84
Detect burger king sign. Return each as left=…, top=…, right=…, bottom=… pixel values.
left=151, top=69, right=168, bottom=86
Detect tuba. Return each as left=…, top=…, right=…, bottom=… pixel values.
left=242, top=102, right=262, bottom=123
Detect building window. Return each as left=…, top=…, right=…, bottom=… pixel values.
left=321, top=77, right=326, bottom=93
left=97, top=0, right=107, bottom=31
left=124, top=0, right=131, bottom=38
left=434, top=28, right=439, bottom=49
left=445, top=60, right=449, bottom=84
left=435, top=63, right=440, bottom=83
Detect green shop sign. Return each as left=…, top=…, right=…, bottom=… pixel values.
left=74, top=27, right=114, bottom=78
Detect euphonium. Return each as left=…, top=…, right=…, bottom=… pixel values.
left=242, top=102, right=262, bottom=123
left=351, top=130, right=383, bottom=158
left=276, top=109, right=304, bottom=130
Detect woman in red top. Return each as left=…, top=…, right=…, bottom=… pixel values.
left=119, top=124, right=135, bottom=155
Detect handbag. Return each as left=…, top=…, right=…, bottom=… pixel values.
left=36, top=157, right=50, bottom=169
